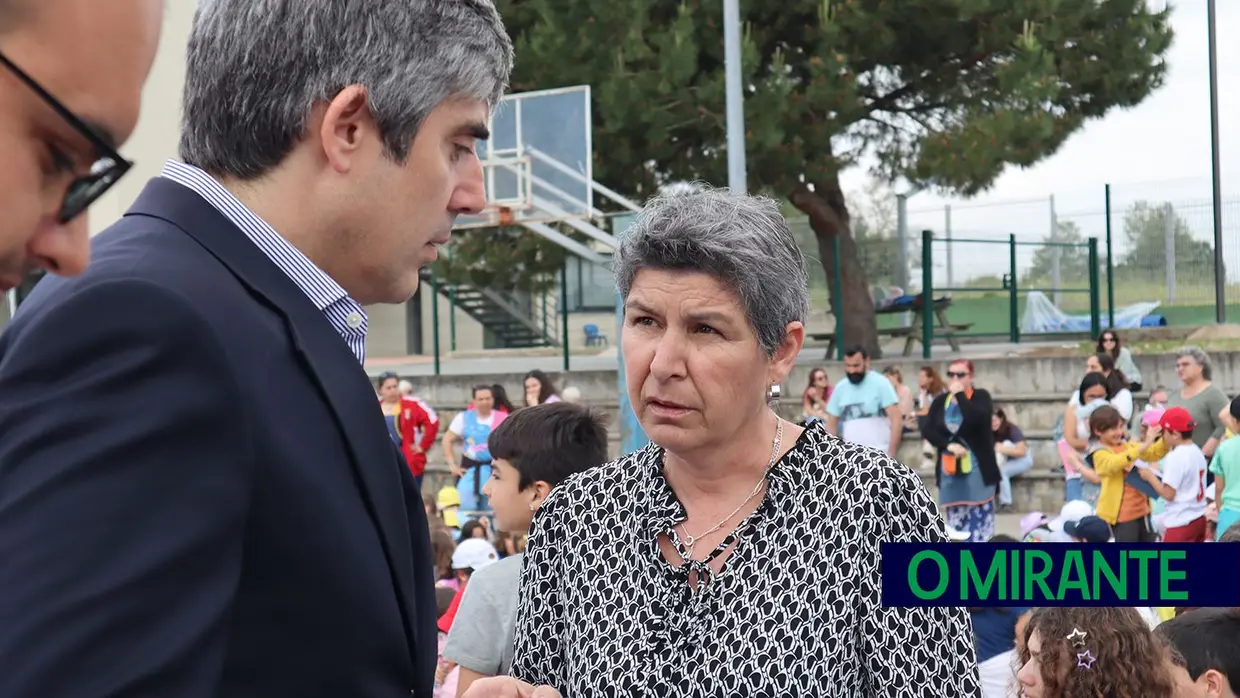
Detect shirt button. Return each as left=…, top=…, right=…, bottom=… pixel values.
left=346, top=312, right=363, bottom=329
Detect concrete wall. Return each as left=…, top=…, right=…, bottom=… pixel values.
left=381, top=351, right=1234, bottom=407
left=389, top=350, right=1240, bottom=509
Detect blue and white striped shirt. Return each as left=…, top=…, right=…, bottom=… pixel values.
left=161, top=161, right=368, bottom=363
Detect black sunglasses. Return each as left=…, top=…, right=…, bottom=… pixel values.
left=946, top=371, right=969, bottom=379
left=0, top=51, right=132, bottom=223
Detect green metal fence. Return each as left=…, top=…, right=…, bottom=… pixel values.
left=917, top=230, right=1101, bottom=358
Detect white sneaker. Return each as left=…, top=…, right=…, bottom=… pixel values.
left=944, top=523, right=972, bottom=542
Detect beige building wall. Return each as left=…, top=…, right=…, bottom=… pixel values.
left=88, top=2, right=195, bottom=236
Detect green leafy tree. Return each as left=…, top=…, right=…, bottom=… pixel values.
left=1116, top=201, right=1216, bottom=286
left=433, top=227, right=569, bottom=294
left=491, top=0, right=1171, bottom=355
left=1027, top=220, right=1089, bottom=283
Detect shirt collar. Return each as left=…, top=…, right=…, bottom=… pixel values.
left=159, top=160, right=352, bottom=313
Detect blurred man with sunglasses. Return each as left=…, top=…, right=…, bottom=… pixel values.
left=0, top=0, right=163, bottom=289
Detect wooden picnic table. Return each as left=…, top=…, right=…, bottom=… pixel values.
left=808, top=298, right=973, bottom=358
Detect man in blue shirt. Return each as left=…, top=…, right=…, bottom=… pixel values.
left=825, top=345, right=902, bottom=456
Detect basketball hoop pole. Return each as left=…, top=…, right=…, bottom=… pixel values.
left=723, top=0, right=747, bottom=193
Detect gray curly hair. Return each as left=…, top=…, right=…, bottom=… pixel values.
left=1176, top=345, right=1213, bottom=381
left=613, top=186, right=810, bottom=357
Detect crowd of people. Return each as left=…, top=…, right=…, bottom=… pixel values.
left=376, top=369, right=585, bottom=521
left=793, top=334, right=1240, bottom=696
left=803, top=334, right=1240, bottom=547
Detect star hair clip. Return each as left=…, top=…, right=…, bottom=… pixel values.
left=1066, top=628, right=1095, bottom=670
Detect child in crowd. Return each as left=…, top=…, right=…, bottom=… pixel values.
left=1086, top=405, right=1168, bottom=542
left=1063, top=515, right=1112, bottom=543
left=1056, top=514, right=1165, bottom=628
left=1016, top=607, right=1178, bottom=698
left=1046, top=500, right=1094, bottom=543
left=457, top=517, right=489, bottom=542
left=431, top=527, right=458, bottom=591
left=443, top=402, right=610, bottom=696
left=437, top=486, right=462, bottom=535
left=1156, top=608, right=1240, bottom=698
left=1210, top=396, right=1240, bottom=540
left=434, top=538, right=500, bottom=698
left=1139, top=407, right=1173, bottom=537
left=1136, top=407, right=1210, bottom=543
left=424, top=493, right=441, bottom=527
left=1020, top=511, right=1054, bottom=543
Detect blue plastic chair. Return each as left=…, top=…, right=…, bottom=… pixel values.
left=583, top=323, right=609, bottom=347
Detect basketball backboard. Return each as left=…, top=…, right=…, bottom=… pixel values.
left=454, top=85, right=595, bottom=230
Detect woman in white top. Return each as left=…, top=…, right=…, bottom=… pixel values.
left=1062, top=373, right=1110, bottom=505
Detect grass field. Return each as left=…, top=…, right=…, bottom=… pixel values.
left=808, top=281, right=1240, bottom=339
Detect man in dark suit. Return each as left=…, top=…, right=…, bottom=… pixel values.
left=0, top=1, right=512, bottom=696
left=0, top=0, right=163, bottom=286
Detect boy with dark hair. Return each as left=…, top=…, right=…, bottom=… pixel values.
left=1156, top=607, right=1240, bottom=698
left=443, top=402, right=609, bottom=696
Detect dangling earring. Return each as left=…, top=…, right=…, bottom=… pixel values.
left=767, top=383, right=782, bottom=401
left=529, top=500, right=539, bottom=511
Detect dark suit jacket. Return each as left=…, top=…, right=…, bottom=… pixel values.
left=0, top=178, right=438, bottom=697
left=922, top=388, right=1000, bottom=489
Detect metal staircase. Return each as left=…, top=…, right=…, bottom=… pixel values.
left=421, top=270, right=559, bottom=348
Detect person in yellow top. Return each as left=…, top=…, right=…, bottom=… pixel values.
left=1086, top=405, right=1170, bottom=542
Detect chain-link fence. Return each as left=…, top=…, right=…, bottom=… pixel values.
left=898, top=178, right=1240, bottom=331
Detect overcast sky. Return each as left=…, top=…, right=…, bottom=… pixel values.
left=834, top=0, right=1240, bottom=287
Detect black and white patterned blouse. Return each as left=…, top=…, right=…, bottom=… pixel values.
left=510, top=422, right=981, bottom=697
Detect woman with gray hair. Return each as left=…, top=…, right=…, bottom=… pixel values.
left=465, top=188, right=978, bottom=697
left=1168, top=346, right=1229, bottom=460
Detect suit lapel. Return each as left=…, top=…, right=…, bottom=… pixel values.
left=126, top=178, right=422, bottom=663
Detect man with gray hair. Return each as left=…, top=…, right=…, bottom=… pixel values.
left=0, top=2, right=511, bottom=697
left=0, top=0, right=162, bottom=289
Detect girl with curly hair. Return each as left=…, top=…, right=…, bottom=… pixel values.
left=1016, top=606, right=1177, bottom=698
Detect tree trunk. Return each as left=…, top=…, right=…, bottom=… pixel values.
left=789, top=177, right=881, bottom=358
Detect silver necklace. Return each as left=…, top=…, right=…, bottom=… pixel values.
left=674, top=417, right=783, bottom=560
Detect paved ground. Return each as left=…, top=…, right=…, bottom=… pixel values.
left=994, top=513, right=1025, bottom=538
left=366, top=338, right=1080, bottom=377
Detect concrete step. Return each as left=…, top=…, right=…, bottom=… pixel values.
left=418, top=424, right=1069, bottom=516
left=428, top=394, right=1086, bottom=436
left=423, top=381, right=1155, bottom=440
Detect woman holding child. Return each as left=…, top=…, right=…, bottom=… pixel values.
left=466, top=188, right=978, bottom=696
left=1061, top=372, right=1110, bottom=505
